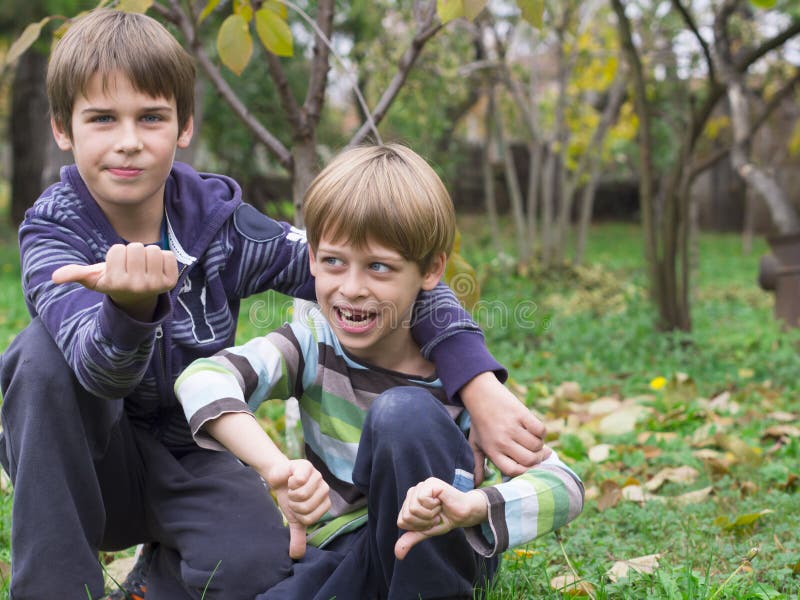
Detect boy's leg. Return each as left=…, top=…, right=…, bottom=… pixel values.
left=352, top=387, right=499, bottom=600
left=0, top=318, right=147, bottom=600
left=141, top=438, right=294, bottom=599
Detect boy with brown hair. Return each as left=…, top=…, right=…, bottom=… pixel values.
left=0, top=9, right=548, bottom=600
left=175, top=144, right=584, bottom=599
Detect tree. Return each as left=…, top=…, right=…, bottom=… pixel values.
left=611, top=0, right=800, bottom=331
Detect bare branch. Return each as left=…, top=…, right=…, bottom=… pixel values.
left=671, top=0, right=715, bottom=83
left=166, top=0, right=292, bottom=169
left=734, top=17, right=800, bottom=72
left=347, top=8, right=442, bottom=147
left=262, top=48, right=303, bottom=134
left=303, top=0, right=334, bottom=129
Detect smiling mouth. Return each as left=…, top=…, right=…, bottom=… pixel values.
left=335, top=306, right=377, bottom=329
left=107, top=167, right=143, bottom=177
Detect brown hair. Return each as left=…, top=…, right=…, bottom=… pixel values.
left=303, top=144, right=455, bottom=273
left=47, top=9, right=195, bottom=138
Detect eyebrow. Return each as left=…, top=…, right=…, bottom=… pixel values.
left=80, top=105, right=175, bottom=114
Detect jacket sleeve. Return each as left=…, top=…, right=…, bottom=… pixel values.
left=19, top=206, right=171, bottom=400
left=463, top=451, right=585, bottom=557
left=226, top=204, right=316, bottom=301
left=411, top=282, right=507, bottom=401
left=175, top=323, right=312, bottom=451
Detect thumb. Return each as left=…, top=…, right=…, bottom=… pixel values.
left=471, top=443, right=486, bottom=486
left=394, top=530, right=430, bottom=560
left=288, top=520, right=307, bottom=560
left=52, top=262, right=106, bottom=287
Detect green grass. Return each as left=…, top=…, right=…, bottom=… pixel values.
left=0, top=218, right=798, bottom=598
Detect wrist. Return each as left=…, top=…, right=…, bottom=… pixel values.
left=460, top=372, right=497, bottom=409
left=264, top=458, right=293, bottom=489
left=462, top=490, right=489, bottom=527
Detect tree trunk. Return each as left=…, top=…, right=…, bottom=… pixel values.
left=482, top=92, right=501, bottom=254
left=526, top=141, right=542, bottom=257
left=10, top=50, right=51, bottom=227
left=291, top=137, right=319, bottom=227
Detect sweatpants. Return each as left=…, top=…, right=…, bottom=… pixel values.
left=0, top=318, right=293, bottom=599
left=256, top=388, right=500, bottom=600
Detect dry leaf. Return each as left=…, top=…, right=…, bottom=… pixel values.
left=586, top=397, right=622, bottom=416
left=762, top=425, right=800, bottom=439
left=104, top=555, right=138, bottom=588
left=606, top=553, right=663, bottom=582
left=597, top=405, right=649, bottom=436
left=669, top=486, right=713, bottom=506
left=693, top=449, right=735, bottom=474
left=738, top=481, right=758, bottom=496
left=708, top=391, right=738, bottom=413
left=555, top=381, right=582, bottom=402
left=588, top=444, right=613, bottom=463
left=767, top=411, right=797, bottom=422
left=621, top=485, right=657, bottom=503
left=644, top=466, right=699, bottom=491
left=597, top=480, right=623, bottom=511
left=550, top=573, right=595, bottom=596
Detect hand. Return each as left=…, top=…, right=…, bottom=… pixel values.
left=460, top=372, right=551, bottom=483
left=268, top=459, right=331, bottom=559
left=52, top=243, right=179, bottom=321
left=395, top=477, right=487, bottom=560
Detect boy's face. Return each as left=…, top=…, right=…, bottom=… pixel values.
left=309, top=236, right=445, bottom=367
left=51, top=71, right=193, bottom=226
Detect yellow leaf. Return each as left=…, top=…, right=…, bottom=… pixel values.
left=117, top=0, right=153, bottom=13
left=217, top=14, right=253, bottom=76
left=464, top=0, right=488, bottom=20
left=198, top=0, right=222, bottom=23
left=550, top=574, right=595, bottom=596
left=233, top=0, right=253, bottom=23
left=715, top=509, right=773, bottom=531
left=262, top=0, right=288, bottom=18
left=255, top=7, right=293, bottom=57
left=517, top=0, right=545, bottom=29
left=437, top=0, right=464, bottom=24
left=444, top=252, right=480, bottom=311
left=3, top=17, right=52, bottom=70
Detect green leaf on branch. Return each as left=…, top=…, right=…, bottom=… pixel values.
left=217, top=14, right=253, bottom=76
left=464, top=0, right=488, bottom=20
left=3, top=17, right=53, bottom=71
left=517, top=0, right=545, bottom=28
left=117, top=0, right=153, bottom=13
left=198, top=0, right=222, bottom=23
left=749, top=0, right=776, bottom=8
left=255, top=7, right=293, bottom=57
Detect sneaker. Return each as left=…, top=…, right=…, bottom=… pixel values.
left=107, top=543, right=153, bottom=600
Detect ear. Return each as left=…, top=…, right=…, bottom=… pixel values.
left=177, top=116, right=194, bottom=149
left=51, top=116, right=73, bottom=151
left=421, top=252, right=447, bottom=291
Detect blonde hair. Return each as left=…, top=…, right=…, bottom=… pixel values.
left=47, top=9, right=195, bottom=138
left=303, top=144, right=455, bottom=273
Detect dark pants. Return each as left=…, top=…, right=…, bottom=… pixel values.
left=257, top=388, right=499, bottom=600
left=0, top=319, right=293, bottom=599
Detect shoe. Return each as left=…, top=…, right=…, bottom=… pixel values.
left=107, top=543, right=153, bottom=600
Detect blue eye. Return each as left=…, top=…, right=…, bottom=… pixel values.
left=369, top=263, right=391, bottom=273
left=91, top=115, right=114, bottom=123
left=323, top=257, right=344, bottom=267
left=142, top=114, right=164, bottom=123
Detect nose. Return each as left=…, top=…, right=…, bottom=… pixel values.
left=115, top=121, right=143, bottom=154
left=339, top=268, right=367, bottom=299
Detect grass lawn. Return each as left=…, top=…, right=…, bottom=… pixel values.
left=0, top=217, right=798, bottom=598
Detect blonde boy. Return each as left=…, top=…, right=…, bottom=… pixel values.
left=176, top=144, right=584, bottom=599
left=0, top=10, right=547, bottom=600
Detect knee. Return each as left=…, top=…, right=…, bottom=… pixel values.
left=366, top=387, right=452, bottom=444
left=2, top=318, right=73, bottom=395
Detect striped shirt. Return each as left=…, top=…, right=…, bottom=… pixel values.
left=176, top=307, right=584, bottom=555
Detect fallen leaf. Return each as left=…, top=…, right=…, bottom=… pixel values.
left=709, top=391, right=739, bottom=413
left=714, top=509, right=773, bottom=531
left=584, top=486, right=600, bottom=501
left=738, top=481, right=758, bottom=496
left=669, top=486, right=713, bottom=506
left=767, top=411, right=797, bottom=423
left=644, top=466, right=699, bottom=491
left=641, top=445, right=663, bottom=459
left=588, top=443, right=613, bottom=463
left=550, top=573, right=595, bottom=596
left=597, top=480, right=623, bottom=511
left=104, top=555, right=137, bottom=588
left=621, top=485, right=657, bottom=503
left=585, top=397, right=622, bottom=416
left=606, top=553, right=663, bottom=582
left=715, top=434, right=762, bottom=465
left=693, top=448, right=735, bottom=474
left=762, top=425, right=800, bottom=439
left=555, top=381, right=583, bottom=402
left=623, top=485, right=713, bottom=506
left=597, top=405, right=649, bottom=436
left=778, top=473, right=798, bottom=492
